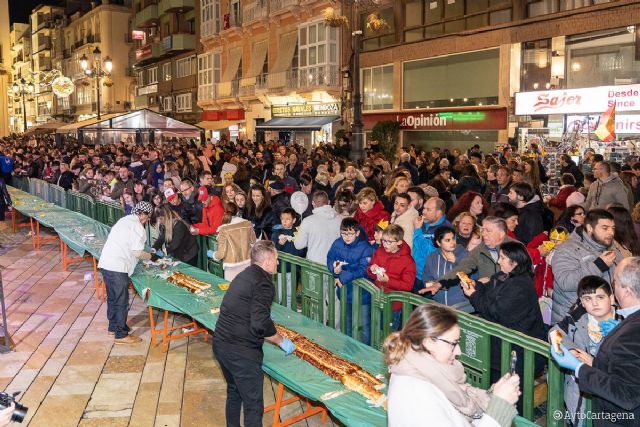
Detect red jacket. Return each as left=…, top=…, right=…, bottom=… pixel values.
left=367, top=243, right=416, bottom=311
left=527, top=232, right=554, bottom=298
left=548, top=185, right=578, bottom=209
left=354, top=200, right=390, bottom=241
left=194, top=196, right=224, bottom=235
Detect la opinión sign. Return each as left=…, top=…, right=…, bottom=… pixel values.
left=515, top=84, right=640, bottom=115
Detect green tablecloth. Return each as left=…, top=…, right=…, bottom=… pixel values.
left=9, top=187, right=389, bottom=426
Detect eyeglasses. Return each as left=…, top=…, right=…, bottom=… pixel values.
left=341, top=231, right=357, bottom=237
left=179, top=186, right=192, bottom=194
left=436, top=337, right=460, bottom=350
left=381, top=239, right=399, bottom=244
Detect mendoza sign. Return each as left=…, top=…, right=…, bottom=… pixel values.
left=272, top=103, right=340, bottom=117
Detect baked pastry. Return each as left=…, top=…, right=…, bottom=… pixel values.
left=275, top=324, right=386, bottom=406
left=167, top=271, right=211, bottom=293
left=456, top=272, right=474, bottom=286
left=550, top=329, right=564, bottom=355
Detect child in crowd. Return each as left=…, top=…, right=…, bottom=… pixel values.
left=271, top=208, right=304, bottom=308
left=371, top=219, right=388, bottom=251
left=420, top=226, right=473, bottom=312
left=121, top=189, right=135, bottom=215
left=327, top=217, right=374, bottom=344
left=550, top=276, right=620, bottom=427
left=367, top=224, right=416, bottom=331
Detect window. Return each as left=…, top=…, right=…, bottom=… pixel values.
left=147, top=67, right=158, bottom=84
left=198, top=52, right=221, bottom=100
left=403, top=0, right=512, bottom=42
left=176, top=93, right=192, bottom=112
left=137, top=70, right=145, bottom=86
left=361, top=7, right=396, bottom=51
left=57, top=96, right=70, bottom=110
left=162, top=96, right=172, bottom=112
left=201, top=0, right=221, bottom=38
left=362, top=65, right=393, bottom=110
left=176, top=56, right=195, bottom=78
left=163, top=62, right=171, bottom=81
left=521, top=39, right=552, bottom=92
left=403, top=49, right=499, bottom=108
left=298, top=21, right=339, bottom=86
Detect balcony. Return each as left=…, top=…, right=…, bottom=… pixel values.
left=222, top=12, right=241, bottom=31
left=243, top=2, right=268, bottom=25
left=297, top=65, right=340, bottom=89
left=270, top=0, right=299, bottom=14
left=201, top=19, right=220, bottom=39
left=158, top=0, right=195, bottom=14
left=35, top=37, right=51, bottom=53
left=161, top=33, right=196, bottom=53
left=216, top=79, right=239, bottom=98
left=135, top=3, right=159, bottom=28
left=135, top=42, right=163, bottom=63
left=198, top=84, right=216, bottom=102
left=36, top=58, right=52, bottom=71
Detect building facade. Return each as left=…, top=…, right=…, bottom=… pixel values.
left=132, top=0, right=201, bottom=126
left=8, top=23, right=35, bottom=134
left=355, top=0, right=640, bottom=154
left=196, top=0, right=344, bottom=146
left=62, top=1, right=135, bottom=121
left=0, top=0, right=11, bottom=136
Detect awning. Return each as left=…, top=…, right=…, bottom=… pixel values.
left=246, top=39, right=268, bottom=78
left=56, top=113, right=121, bottom=134
left=272, top=31, right=297, bottom=73
left=221, top=46, right=242, bottom=82
left=196, top=120, right=241, bottom=131
left=24, top=122, right=65, bottom=135
left=256, top=116, right=339, bottom=131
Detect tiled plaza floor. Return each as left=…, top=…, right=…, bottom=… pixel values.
left=0, top=221, right=336, bottom=427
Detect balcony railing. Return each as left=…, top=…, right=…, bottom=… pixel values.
left=243, top=2, right=268, bottom=24
left=216, top=79, right=239, bottom=98
left=270, top=0, right=299, bottom=13
left=297, top=65, right=340, bottom=88
left=222, top=12, right=241, bottom=30
left=201, top=19, right=220, bottom=39
left=197, top=84, right=216, bottom=102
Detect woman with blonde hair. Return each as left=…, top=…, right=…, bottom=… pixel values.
left=152, top=204, right=199, bottom=266
left=207, top=203, right=257, bottom=280
left=384, top=304, right=520, bottom=427
left=381, top=176, right=410, bottom=213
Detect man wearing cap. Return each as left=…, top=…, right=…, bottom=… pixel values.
left=164, top=187, right=191, bottom=223
left=269, top=180, right=291, bottom=223
left=191, top=186, right=224, bottom=235
left=98, top=201, right=159, bottom=344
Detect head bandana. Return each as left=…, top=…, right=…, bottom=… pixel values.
left=133, top=201, right=153, bottom=216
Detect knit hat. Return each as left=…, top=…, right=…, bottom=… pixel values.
left=132, top=201, right=153, bottom=215
left=164, top=187, right=177, bottom=201
left=197, top=186, right=209, bottom=202
left=565, top=191, right=585, bottom=207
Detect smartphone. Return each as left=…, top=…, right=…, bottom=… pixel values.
left=510, top=350, right=517, bottom=375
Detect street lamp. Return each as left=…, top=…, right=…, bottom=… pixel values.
left=12, top=78, right=35, bottom=133
left=79, top=47, right=113, bottom=120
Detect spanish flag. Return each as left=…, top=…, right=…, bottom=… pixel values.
left=594, top=105, right=616, bottom=142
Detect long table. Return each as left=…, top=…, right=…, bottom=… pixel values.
left=8, top=187, right=388, bottom=426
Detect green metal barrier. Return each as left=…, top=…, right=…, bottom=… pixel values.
left=48, top=184, right=67, bottom=209
left=95, top=199, right=124, bottom=227
left=11, top=176, right=30, bottom=192
left=66, top=191, right=96, bottom=219
left=204, top=235, right=225, bottom=278
left=29, top=178, right=50, bottom=201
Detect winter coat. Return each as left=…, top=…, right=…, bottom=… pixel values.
left=561, top=160, right=584, bottom=187
left=213, top=217, right=257, bottom=266
left=193, top=196, right=225, bottom=235
left=271, top=226, right=305, bottom=272
left=354, top=200, right=390, bottom=242
left=327, top=238, right=374, bottom=304
left=294, top=204, right=342, bottom=264
left=451, top=175, right=484, bottom=195
left=368, top=244, right=416, bottom=311
left=412, top=216, right=452, bottom=281
left=436, top=236, right=514, bottom=288
left=469, top=271, right=546, bottom=377
left=0, top=178, right=11, bottom=206
left=110, top=177, right=135, bottom=200
left=423, top=245, right=473, bottom=312
left=584, top=174, right=631, bottom=211
left=391, top=207, right=418, bottom=249
left=486, top=181, right=511, bottom=205
left=270, top=192, right=291, bottom=224
left=548, top=185, right=579, bottom=210
left=250, top=205, right=276, bottom=240
left=515, top=196, right=545, bottom=245
left=526, top=232, right=554, bottom=298
left=549, top=226, right=623, bottom=323
left=153, top=220, right=199, bottom=264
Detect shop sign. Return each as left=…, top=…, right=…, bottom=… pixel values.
left=363, top=109, right=507, bottom=130
left=515, top=84, right=640, bottom=115
left=131, top=30, right=145, bottom=40
left=272, top=102, right=340, bottom=117
left=135, top=44, right=152, bottom=60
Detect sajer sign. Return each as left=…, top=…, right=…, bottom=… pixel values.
left=515, top=84, right=640, bottom=115
left=272, top=103, right=340, bottom=117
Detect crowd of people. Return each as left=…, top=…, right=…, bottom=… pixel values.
left=1, top=132, right=640, bottom=426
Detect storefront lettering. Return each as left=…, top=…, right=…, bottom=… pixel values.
left=399, top=113, right=447, bottom=129
left=533, top=93, right=582, bottom=112
left=272, top=103, right=340, bottom=117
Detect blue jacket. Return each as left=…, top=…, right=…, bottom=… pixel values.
left=327, top=238, right=374, bottom=304
left=412, top=216, right=452, bottom=281
left=271, top=226, right=305, bottom=272
left=0, top=155, right=14, bottom=174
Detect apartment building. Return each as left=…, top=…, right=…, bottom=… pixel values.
left=0, top=0, right=11, bottom=136
left=62, top=1, right=134, bottom=120
left=354, top=0, right=640, bottom=152
left=30, top=4, right=66, bottom=124
left=132, top=0, right=201, bottom=125
left=196, top=0, right=343, bottom=145
left=8, top=23, right=35, bottom=134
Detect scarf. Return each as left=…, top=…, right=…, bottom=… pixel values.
left=389, top=349, right=490, bottom=424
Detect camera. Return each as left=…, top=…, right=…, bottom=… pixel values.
left=0, top=391, right=28, bottom=423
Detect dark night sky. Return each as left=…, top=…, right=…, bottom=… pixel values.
left=9, top=0, right=61, bottom=24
